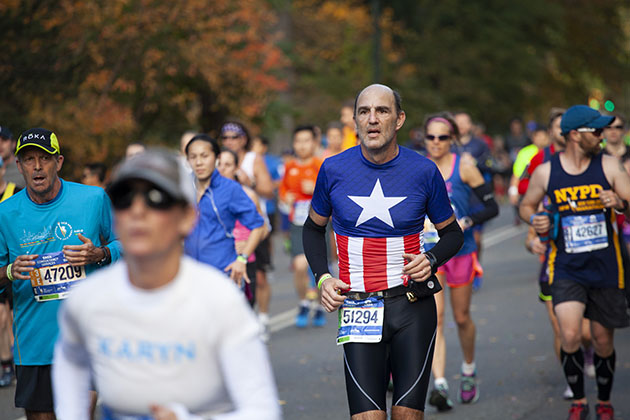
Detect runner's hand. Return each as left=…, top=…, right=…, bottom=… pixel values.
left=62, top=234, right=101, bottom=266
left=527, top=236, right=547, bottom=255
left=402, top=253, right=432, bottom=282
left=320, top=277, right=348, bottom=312
left=530, top=214, right=551, bottom=235
left=599, top=190, right=622, bottom=210
left=9, top=254, right=39, bottom=280
left=225, top=259, right=249, bottom=286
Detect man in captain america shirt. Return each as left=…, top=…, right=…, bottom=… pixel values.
left=303, top=84, right=464, bottom=420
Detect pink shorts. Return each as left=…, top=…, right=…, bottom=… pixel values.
left=436, top=252, right=482, bottom=288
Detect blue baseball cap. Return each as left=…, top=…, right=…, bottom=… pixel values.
left=560, top=105, right=614, bottom=135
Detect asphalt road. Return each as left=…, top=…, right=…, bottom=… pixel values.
left=1, top=204, right=629, bottom=419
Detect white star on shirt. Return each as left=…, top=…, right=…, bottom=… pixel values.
left=348, top=179, right=407, bottom=228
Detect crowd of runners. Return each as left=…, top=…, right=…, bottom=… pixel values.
left=0, top=83, right=629, bottom=420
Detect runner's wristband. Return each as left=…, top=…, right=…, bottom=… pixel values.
left=317, top=274, right=332, bottom=290
left=6, top=264, right=14, bottom=282
left=96, top=245, right=111, bottom=267
left=614, top=199, right=629, bottom=215
left=237, top=254, right=248, bottom=263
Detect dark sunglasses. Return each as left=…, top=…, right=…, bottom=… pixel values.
left=111, top=185, right=180, bottom=210
left=425, top=134, right=451, bottom=141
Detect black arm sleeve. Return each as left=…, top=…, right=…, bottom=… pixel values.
left=425, top=218, right=464, bottom=273
left=469, top=182, right=499, bottom=226
left=302, top=215, right=329, bottom=281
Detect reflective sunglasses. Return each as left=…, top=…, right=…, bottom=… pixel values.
left=425, top=134, right=451, bottom=141
left=111, top=185, right=180, bottom=210
left=576, top=127, right=603, bottom=136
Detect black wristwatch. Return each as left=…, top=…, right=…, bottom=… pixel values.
left=96, top=245, right=111, bottom=267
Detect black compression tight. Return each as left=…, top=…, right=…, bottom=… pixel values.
left=343, top=295, right=437, bottom=416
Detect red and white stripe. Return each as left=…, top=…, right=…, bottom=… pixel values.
left=335, top=232, right=424, bottom=292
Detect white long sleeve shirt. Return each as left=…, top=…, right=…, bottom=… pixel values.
left=53, top=256, right=281, bottom=420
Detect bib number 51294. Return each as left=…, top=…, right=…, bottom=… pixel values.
left=337, top=297, right=384, bottom=345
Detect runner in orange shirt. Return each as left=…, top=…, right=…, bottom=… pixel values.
left=279, top=125, right=326, bottom=327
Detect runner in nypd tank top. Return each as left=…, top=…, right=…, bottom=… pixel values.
left=546, top=152, right=625, bottom=289
left=425, top=153, right=476, bottom=256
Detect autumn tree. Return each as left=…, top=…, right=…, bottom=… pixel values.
left=0, top=0, right=287, bottom=176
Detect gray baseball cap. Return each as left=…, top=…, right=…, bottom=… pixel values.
left=108, top=148, right=195, bottom=207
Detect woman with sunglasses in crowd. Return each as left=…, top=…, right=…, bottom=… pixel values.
left=184, top=134, right=265, bottom=288
left=217, top=148, right=269, bottom=306
left=422, top=113, right=499, bottom=412
left=53, top=149, right=280, bottom=419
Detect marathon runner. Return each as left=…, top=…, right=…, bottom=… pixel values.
left=183, top=134, right=265, bottom=287
left=217, top=148, right=270, bottom=306
left=520, top=109, right=596, bottom=399
left=520, top=105, right=630, bottom=420
left=0, top=128, right=121, bottom=419
left=303, top=84, right=464, bottom=420
left=52, top=149, right=281, bottom=420
left=423, top=113, right=499, bottom=410
left=279, top=125, right=326, bottom=328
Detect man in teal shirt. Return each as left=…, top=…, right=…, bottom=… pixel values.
left=0, top=128, right=121, bottom=419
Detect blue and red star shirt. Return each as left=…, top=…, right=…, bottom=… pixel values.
left=311, top=146, right=453, bottom=292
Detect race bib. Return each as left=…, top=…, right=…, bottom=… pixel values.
left=29, top=251, right=86, bottom=302
left=337, top=297, right=384, bottom=345
left=292, top=200, right=311, bottom=226
left=562, top=213, right=608, bottom=254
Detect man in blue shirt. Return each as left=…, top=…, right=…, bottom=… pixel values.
left=0, top=128, right=121, bottom=419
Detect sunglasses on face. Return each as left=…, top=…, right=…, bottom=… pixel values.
left=111, top=185, right=180, bottom=210
left=425, top=134, right=451, bottom=141
left=576, top=127, right=603, bottom=136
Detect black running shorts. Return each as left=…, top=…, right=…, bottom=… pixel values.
left=342, top=294, right=437, bottom=416
left=15, top=365, right=54, bottom=412
left=551, top=277, right=630, bottom=329
left=254, top=236, right=272, bottom=272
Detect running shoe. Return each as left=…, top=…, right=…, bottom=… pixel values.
left=429, top=383, right=454, bottom=412
left=563, top=385, right=574, bottom=400
left=458, top=373, right=479, bottom=404
left=595, top=403, right=614, bottom=420
left=583, top=347, right=595, bottom=378
left=0, top=365, right=14, bottom=387
left=312, top=308, right=327, bottom=327
left=295, top=305, right=310, bottom=328
left=567, top=403, right=589, bottom=420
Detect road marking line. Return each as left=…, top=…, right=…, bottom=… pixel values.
left=483, top=224, right=527, bottom=248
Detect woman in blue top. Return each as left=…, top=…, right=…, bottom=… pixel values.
left=184, top=134, right=265, bottom=286
left=423, top=113, right=498, bottom=411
